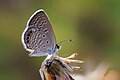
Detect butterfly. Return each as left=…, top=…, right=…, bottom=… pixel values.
left=21, top=9, right=61, bottom=57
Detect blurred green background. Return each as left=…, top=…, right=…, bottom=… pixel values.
left=0, top=0, right=120, bottom=80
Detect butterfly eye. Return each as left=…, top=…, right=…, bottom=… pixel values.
left=56, top=44, right=60, bottom=49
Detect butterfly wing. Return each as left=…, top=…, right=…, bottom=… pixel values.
left=21, top=9, right=56, bottom=56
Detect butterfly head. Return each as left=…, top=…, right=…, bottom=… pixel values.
left=55, top=44, right=61, bottom=51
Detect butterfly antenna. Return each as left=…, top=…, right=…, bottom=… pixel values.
left=58, top=39, right=72, bottom=46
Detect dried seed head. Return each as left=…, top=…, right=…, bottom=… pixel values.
left=39, top=53, right=83, bottom=80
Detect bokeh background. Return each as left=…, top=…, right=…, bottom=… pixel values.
left=0, top=0, right=120, bottom=80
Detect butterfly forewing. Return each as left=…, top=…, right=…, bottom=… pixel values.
left=22, top=9, right=56, bottom=56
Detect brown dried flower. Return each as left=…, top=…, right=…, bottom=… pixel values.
left=39, top=53, right=84, bottom=80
